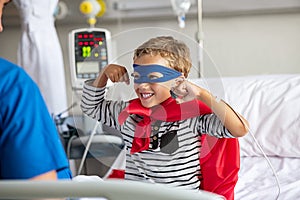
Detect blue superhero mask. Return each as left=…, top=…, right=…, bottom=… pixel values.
left=132, top=64, right=182, bottom=83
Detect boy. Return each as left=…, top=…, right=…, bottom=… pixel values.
left=81, top=36, right=248, bottom=191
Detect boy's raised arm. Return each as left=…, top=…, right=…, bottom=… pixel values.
left=171, top=78, right=249, bottom=137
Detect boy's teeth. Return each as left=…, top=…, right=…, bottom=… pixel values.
left=142, top=93, right=153, bottom=98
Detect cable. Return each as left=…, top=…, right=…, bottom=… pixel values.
left=77, top=120, right=100, bottom=175
left=222, top=100, right=281, bottom=200
left=67, top=135, right=79, bottom=159
left=248, top=128, right=281, bottom=200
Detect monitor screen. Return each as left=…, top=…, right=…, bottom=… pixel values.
left=76, top=61, right=99, bottom=74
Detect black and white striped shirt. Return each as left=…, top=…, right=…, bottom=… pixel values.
left=81, top=82, right=234, bottom=190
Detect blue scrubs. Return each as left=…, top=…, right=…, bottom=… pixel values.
left=0, top=58, right=72, bottom=179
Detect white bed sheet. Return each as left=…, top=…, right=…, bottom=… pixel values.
left=235, top=156, right=300, bottom=200
left=190, top=74, right=300, bottom=158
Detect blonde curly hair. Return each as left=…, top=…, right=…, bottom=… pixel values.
left=133, top=36, right=192, bottom=78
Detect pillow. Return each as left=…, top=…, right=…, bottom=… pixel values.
left=190, top=74, right=300, bottom=158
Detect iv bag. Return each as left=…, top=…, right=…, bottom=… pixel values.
left=170, top=0, right=191, bottom=28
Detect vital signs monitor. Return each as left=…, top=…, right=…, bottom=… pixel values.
left=69, top=28, right=112, bottom=89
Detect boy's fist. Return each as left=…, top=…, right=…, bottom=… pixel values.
left=103, top=64, right=130, bottom=85
left=171, top=78, right=201, bottom=103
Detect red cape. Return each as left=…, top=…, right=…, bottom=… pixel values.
left=200, top=134, right=240, bottom=200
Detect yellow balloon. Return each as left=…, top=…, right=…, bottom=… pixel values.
left=79, top=1, right=93, bottom=14
left=96, top=0, right=106, bottom=17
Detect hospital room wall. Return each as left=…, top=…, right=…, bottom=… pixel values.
left=2, top=13, right=300, bottom=78
left=57, top=12, right=300, bottom=89
left=1, top=12, right=300, bottom=98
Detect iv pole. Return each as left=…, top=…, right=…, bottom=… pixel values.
left=197, top=0, right=204, bottom=78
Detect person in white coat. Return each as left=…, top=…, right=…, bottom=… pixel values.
left=13, top=0, right=68, bottom=116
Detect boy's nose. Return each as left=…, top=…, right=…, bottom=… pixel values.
left=135, top=82, right=151, bottom=90
left=137, top=82, right=149, bottom=87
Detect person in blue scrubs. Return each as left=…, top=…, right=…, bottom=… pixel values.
left=0, top=0, right=72, bottom=180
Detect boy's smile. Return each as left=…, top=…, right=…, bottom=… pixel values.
left=133, top=54, right=174, bottom=108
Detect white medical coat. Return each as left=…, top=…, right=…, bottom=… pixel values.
left=13, top=0, right=67, bottom=115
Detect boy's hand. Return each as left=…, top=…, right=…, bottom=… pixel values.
left=103, top=64, right=130, bottom=85
left=93, top=64, right=129, bottom=88
left=171, top=78, right=202, bottom=103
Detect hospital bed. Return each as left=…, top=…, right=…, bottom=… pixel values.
left=0, top=179, right=223, bottom=199
left=190, top=73, right=300, bottom=200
